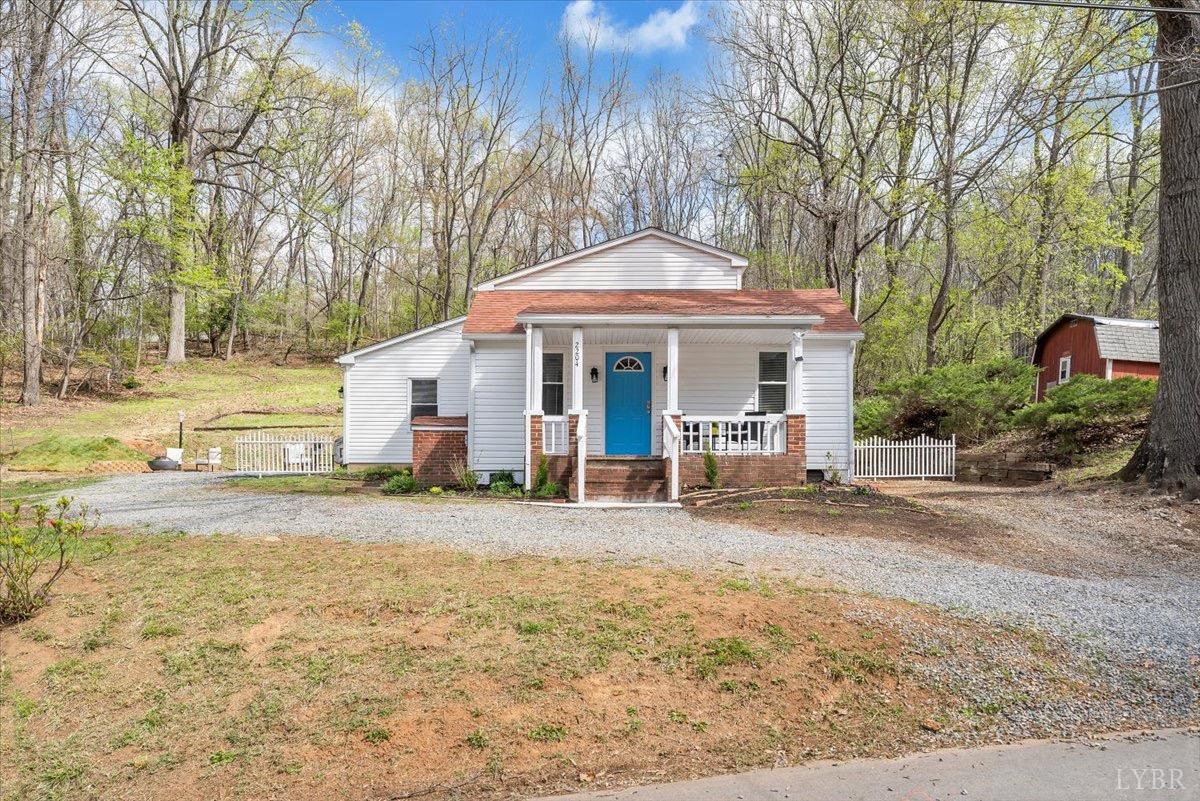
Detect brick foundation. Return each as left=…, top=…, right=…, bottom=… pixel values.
left=679, top=414, right=807, bottom=488
left=411, top=424, right=468, bottom=487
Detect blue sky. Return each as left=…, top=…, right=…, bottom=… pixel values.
left=312, top=1, right=710, bottom=89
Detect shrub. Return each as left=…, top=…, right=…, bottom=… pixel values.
left=1, top=498, right=94, bottom=624
left=489, top=470, right=515, bottom=487
left=356, top=465, right=403, bottom=482
left=450, top=459, right=479, bottom=489
left=703, top=449, right=720, bottom=489
left=380, top=471, right=417, bottom=495
left=858, top=358, right=1037, bottom=443
left=1012, top=375, right=1156, bottom=455
left=121, top=375, right=142, bottom=390
left=534, top=481, right=560, bottom=499
left=853, top=396, right=893, bottom=438
left=428, top=486, right=443, bottom=495
left=533, top=455, right=550, bottom=493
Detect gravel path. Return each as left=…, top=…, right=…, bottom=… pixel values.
left=72, top=473, right=1200, bottom=674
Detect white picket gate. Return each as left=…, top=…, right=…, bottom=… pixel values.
left=854, top=434, right=956, bottom=480
left=235, top=430, right=336, bottom=474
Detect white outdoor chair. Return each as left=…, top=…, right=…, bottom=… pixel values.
left=195, top=447, right=222, bottom=472
left=285, top=443, right=311, bottom=471
left=165, top=447, right=184, bottom=469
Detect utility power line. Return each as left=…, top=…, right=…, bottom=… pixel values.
left=971, top=0, right=1200, bottom=16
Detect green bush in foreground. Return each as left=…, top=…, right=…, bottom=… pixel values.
left=380, top=471, right=418, bottom=495
left=703, top=449, right=720, bottom=489
left=1012, top=375, right=1156, bottom=454
left=1, top=498, right=94, bottom=623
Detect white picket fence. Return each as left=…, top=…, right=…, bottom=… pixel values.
left=854, top=434, right=956, bottom=480
left=235, top=430, right=336, bottom=474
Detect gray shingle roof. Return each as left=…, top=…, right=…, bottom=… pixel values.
left=1093, top=320, right=1159, bottom=363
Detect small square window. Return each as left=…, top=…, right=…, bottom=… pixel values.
left=411, top=379, right=438, bottom=418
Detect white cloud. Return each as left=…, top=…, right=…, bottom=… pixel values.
left=562, top=0, right=700, bottom=53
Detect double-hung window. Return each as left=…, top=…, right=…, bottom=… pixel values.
left=757, top=352, right=787, bottom=413
left=410, top=379, right=438, bottom=418
left=542, top=353, right=564, bottom=415
left=1058, top=356, right=1071, bottom=383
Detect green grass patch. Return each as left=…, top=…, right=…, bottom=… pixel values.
left=6, top=435, right=146, bottom=472
left=0, top=476, right=101, bottom=501
left=223, top=475, right=360, bottom=495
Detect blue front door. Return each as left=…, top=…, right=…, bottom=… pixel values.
left=605, top=352, right=652, bottom=456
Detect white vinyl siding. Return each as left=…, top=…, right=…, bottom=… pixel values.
left=494, top=234, right=741, bottom=290
left=802, top=339, right=853, bottom=472
left=342, top=320, right=468, bottom=465
left=470, top=341, right=527, bottom=477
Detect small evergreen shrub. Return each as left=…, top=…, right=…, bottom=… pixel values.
left=703, top=449, right=720, bottom=489
left=121, top=375, right=142, bottom=390
left=1012, top=375, right=1156, bottom=454
left=381, top=471, right=417, bottom=495
left=533, top=455, right=550, bottom=493
left=534, top=481, right=560, bottom=498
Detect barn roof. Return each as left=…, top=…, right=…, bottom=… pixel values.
left=1093, top=321, right=1159, bottom=363
left=1032, top=313, right=1159, bottom=365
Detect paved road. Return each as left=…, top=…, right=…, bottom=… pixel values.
left=540, top=729, right=1200, bottom=801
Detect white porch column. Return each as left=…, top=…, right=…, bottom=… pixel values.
left=531, top=326, right=544, bottom=414
left=787, top=329, right=805, bottom=414
left=666, top=327, right=680, bottom=413
left=571, top=326, right=586, bottom=503
left=570, top=326, right=584, bottom=412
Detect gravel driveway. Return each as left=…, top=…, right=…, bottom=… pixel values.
left=72, top=472, right=1200, bottom=679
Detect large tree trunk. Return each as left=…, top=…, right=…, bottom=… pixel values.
left=166, top=285, right=186, bottom=364
left=1120, top=2, right=1200, bottom=497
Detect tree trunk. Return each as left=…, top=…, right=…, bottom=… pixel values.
left=166, top=286, right=186, bottom=364
left=1119, top=3, right=1200, bottom=497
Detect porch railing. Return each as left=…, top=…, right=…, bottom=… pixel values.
left=543, top=416, right=569, bottom=454
left=681, top=414, right=787, bottom=455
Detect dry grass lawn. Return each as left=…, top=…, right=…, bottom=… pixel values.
left=2, top=532, right=1097, bottom=801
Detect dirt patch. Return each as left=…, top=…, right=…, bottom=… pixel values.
left=691, top=482, right=1200, bottom=580
left=0, top=532, right=1133, bottom=801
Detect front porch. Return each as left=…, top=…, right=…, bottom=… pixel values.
left=521, top=319, right=814, bottom=502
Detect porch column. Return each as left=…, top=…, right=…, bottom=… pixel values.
left=570, top=326, right=586, bottom=503
left=525, top=325, right=544, bottom=491
left=786, top=330, right=806, bottom=473
left=787, top=329, right=805, bottom=414
left=666, top=327, right=680, bottom=414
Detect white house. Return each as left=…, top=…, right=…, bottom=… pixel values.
left=337, top=228, right=863, bottom=502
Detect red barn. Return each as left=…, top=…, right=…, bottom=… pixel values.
left=1031, top=314, right=1159, bottom=401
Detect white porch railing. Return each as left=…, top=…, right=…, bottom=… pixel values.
left=235, top=430, right=336, bottom=474
left=543, top=416, right=569, bottom=455
left=854, top=434, right=956, bottom=480
left=681, top=415, right=787, bottom=454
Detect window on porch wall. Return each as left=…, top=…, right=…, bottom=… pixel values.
left=757, top=352, right=786, bottom=413
left=543, top=353, right=564, bottom=415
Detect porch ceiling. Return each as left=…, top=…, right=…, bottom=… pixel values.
left=540, top=326, right=797, bottom=345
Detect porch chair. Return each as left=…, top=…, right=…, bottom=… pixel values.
left=194, top=447, right=222, bottom=472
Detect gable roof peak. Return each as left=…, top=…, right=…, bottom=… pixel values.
left=473, top=228, right=748, bottom=291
